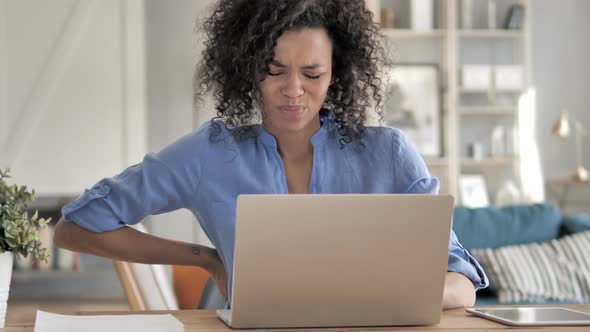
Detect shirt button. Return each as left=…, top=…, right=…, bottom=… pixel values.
left=95, top=184, right=110, bottom=196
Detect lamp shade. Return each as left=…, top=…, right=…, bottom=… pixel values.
left=552, top=111, right=571, bottom=138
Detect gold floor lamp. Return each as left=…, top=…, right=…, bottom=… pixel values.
left=552, top=111, right=588, bottom=182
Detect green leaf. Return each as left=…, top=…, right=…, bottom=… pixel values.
left=0, top=168, right=49, bottom=261
left=5, top=239, right=17, bottom=248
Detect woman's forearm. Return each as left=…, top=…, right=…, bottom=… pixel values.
left=53, top=217, right=216, bottom=269
left=442, top=272, right=476, bottom=310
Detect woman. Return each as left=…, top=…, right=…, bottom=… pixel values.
left=54, top=0, right=488, bottom=309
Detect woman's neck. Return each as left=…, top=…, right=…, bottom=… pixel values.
left=276, top=132, right=314, bottom=161
left=264, top=118, right=321, bottom=161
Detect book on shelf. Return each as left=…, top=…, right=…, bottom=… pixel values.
left=504, top=4, right=524, bottom=30
left=13, top=224, right=81, bottom=272
left=56, top=248, right=80, bottom=271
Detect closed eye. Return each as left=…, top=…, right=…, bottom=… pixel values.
left=267, top=71, right=321, bottom=79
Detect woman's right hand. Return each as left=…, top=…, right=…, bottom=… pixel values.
left=205, top=249, right=229, bottom=301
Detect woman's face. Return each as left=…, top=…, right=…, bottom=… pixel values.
left=259, top=27, right=333, bottom=134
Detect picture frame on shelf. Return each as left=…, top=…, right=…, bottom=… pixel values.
left=383, top=64, right=441, bottom=157
left=459, top=174, right=490, bottom=207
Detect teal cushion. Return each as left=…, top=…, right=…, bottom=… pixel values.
left=562, top=214, right=590, bottom=234
left=452, top=204, right=561, bottom=250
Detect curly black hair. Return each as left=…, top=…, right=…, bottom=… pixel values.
left=195, top=0, right=387, bottom=146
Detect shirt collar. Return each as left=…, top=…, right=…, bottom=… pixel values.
left=257, top=115, right=333, bottom=149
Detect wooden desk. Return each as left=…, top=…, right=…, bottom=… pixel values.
left=2, top=305, right=590, bottom=331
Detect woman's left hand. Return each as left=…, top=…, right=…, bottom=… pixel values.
left=204, top=248, right=229, bottom=301
left=442, top=272, right=476, bottom=309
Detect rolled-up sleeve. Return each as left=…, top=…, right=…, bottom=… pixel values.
left=448, top=230, right=489, bottom=290
left=61, top=129, right=205, bottom=233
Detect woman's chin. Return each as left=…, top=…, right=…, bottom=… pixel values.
left=263, top=111, right=320, bottom=134
left=266, top=116, right=307, bottom=132
left=273, top=121, right=307, bottom=133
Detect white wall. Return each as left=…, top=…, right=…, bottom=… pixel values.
left=0, top=0, right=146, bottom=196
left=531, top=0, right=590, bottom=179
left=142, top=0, right=215, bottom=245
left=2, top=0, right=147, bottom=300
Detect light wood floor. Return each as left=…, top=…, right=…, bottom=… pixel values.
left=6, top=298, right=129, bottom=325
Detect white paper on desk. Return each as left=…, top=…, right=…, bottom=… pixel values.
left=34, top=310, right=184, bottom=332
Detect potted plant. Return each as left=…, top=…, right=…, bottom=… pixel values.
left=0, top=167, right=50, bottom=327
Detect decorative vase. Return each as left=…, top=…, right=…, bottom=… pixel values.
left=411, top=0, right=433, bottom=31
left=0, top=252, right=14, bottom=328
left=461, top=0, right=473, bottom=29
left=365, top=0, right=381, bottom=24
left=494, top=180, right=522, bottom=207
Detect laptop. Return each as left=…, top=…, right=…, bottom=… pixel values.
left=217, top=194, right=454, bottom=329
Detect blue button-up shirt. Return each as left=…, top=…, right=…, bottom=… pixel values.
left=62, top=119, right=489, bottom=304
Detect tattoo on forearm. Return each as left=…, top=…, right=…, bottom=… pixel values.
left=192, top=245, right=201, bottom=256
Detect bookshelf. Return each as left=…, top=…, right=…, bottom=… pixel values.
left=11, top=270, right=123, bottom=300
left=459, top=106, right=516, bottom=116
left=381, top=28, right=446, bottom=38
left=11, top=197, right=125, bottom=300
left=461, top=157, right=516, bottom=167
left=458, top=29, right=524, bottom=38
left=369, top=0, right=531, bottom=204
